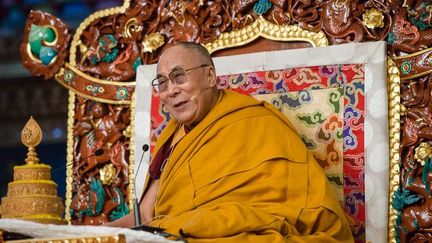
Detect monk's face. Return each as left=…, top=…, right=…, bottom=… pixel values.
left=156, top=45, right=217, bottom=127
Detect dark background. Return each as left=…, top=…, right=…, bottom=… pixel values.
left=0, top=0, right=122, bottom=202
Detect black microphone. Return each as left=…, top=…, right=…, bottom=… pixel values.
left=133, top=144, right=149, bottom=226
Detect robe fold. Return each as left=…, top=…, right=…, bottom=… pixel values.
left=147, top=89, right=354, bottom=242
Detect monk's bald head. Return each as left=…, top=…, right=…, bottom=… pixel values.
left=168, top=42, right=214, bottom=68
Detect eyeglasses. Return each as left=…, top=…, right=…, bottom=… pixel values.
left=151, top=64, right=210, bottom=93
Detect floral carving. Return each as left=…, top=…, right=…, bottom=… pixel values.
left=362, top=8, right=384, bottom=29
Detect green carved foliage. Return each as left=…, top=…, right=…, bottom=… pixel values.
left=29, top=24, right=57, bottom=65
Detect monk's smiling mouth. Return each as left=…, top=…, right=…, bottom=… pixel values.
left=173, top=101, right=189, bottom=108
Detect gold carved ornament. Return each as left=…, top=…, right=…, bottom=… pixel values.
left=64, top=91, right=76, bottom=222
left=100, top=164, right=117, bottom=185
left=21, top=116, right=43, bottom=165
left=127, top=92, right=137, bottom=208
left=414, top=142, right=432, bottom=166
left=362, top=8, right=385, bottom=29
left=204, top=16, right=328, bottom=54
left=142, top=32, right=165, bottom=53
left=387, top=58, right=402, bottom=243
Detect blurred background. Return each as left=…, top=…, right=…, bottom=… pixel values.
left=0, top=0, right=122, bottom=202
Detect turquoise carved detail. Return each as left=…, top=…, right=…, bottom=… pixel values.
left=90, top=34, right=119, bottom=64
left=387, top=32, right=395, bottom=45
left=85, top=178, right=105, bottom=216
left=29, top=24, right=57, bottom=65
left=133, top=57, right=142, bottom=72
left=109, top=187, right=130, bottom=221
left=392, top=186, right=421, bottom=243
left=410, top=1, right=432, bottom=30
left=422, top=158, right=432, bottom=195
left=253, top=0, right=272, bottom=15
left=85, top=85, right=105, bottom=95
left=116, top=87, right=128, bottom=100
left=63, top=70, right=75, bottom=83
left=74, top=178, right=106, bottom=218
left=400, top=61, right=412, bottom=75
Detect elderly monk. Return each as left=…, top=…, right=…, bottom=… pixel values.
left=106, top=42, right=354, bottom=242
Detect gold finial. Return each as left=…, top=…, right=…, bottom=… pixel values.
left=21, top=116, right=42, bottom=164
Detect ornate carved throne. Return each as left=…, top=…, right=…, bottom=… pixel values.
left=20, top=0, right=432, bottom=242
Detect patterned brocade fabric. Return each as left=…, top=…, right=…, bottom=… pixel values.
left=150, top=64, right=365, bottom=243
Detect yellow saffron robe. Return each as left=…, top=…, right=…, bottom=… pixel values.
left=148, top=89, right=354, bottom=242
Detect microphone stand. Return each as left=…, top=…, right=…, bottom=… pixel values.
left=133, top=144, right=149, bottom=226
left=133, top=198, right=141, bottom=226
left=130, top=146, right=184, bottom=241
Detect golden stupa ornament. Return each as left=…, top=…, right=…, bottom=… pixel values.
left=21, top=116, right=42, bottom=164
left=0, top=116, right=65, bottom=224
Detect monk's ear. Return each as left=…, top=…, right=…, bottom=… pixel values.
left=207, top=66, right=217, bottom=87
